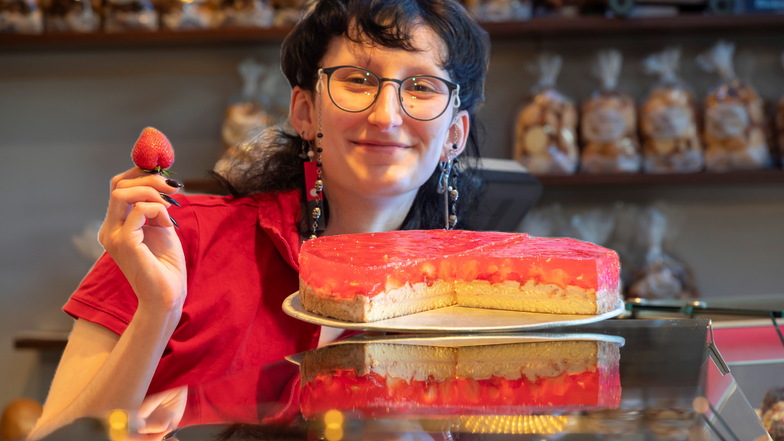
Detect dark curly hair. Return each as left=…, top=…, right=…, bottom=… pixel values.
left=218, top=0, right=490, bottom=238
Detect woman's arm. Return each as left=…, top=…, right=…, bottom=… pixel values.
left=30, top=168, right=187, bottom=440
left=29, top=309, right=181, bottom=440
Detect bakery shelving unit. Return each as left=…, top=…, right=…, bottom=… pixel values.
left=536, top=168, right=784, bottom=187
left=176, top=169, right=784, bottom=195
left=4, top=14, right=782, bottom=191
left=2, top=13, right=784, bottom=49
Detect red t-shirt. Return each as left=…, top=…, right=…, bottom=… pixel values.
left=64, top=189, right=321, bottom=398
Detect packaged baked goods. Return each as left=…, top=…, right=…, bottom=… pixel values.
left=43, top=0, right=98, bottom=32
left=698, top=40, right=771, bottom=172
left=221, top=58, right=278, bottom=150
left=762, top=387, right=784, bottom=441
left=606, top=202, right=645, bottom=291
left=513, top=53, right=579, bottom=175
left=0, top=0, right=43, bottom=33
left=777, top=52, right=784, bottom=167
left=519, top=203, right=567, bottom=238
left=219, top=0, right=272, bottom=28
left=103, top=0, right=158, bottom=31
left=580, top=49, right=641, bottom=174
left=272, top=0, right=305, bottom=27
left=160, top=0, right=218, bottom=29
left=464, top=0, right=531, bottom=21
left=627, top=207, right=697, bottom=300
left=640, top=47, right=704, bottom=173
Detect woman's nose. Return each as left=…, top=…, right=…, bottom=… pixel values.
left=367, top=83, right=404, bottom=129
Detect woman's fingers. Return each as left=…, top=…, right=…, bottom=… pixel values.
left=100, top=201, right=175, bottom=253
left=106, top=186, right=172, bottom=224
left=124, top=202, right=176, bottom=231
left=110, top=168, right=181, bottom=193
left=100, top=188, right=176, bottom=248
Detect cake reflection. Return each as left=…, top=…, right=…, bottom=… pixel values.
left=299, top=335, right=623, bottom=422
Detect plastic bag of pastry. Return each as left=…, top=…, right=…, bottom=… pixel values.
left=44, top=0, right=98, bottom=32
left=221, top=58, right=279, bottom=151
left=160, top=0, right=218, bottom=30
left=0, top=0, right=43, bottom=33
left=103, top=0, right=158, bottom=31
left=272, top=0, right=307, bottom=27
left=777, top=52, right=784, bottom=167
left=518, top=203, right=567, bottom=237
left=565, top=207, right=615, bottom=247
left=606, top=202, right=645, bottom=291
left=220, top=0, right=272, bottom=28
left=640, top=47, right=704, bottom=173
left=580, top=49, right=641, bottom=174
left=697, top=40, right=771, bottom=172
left=628, top=206, right=697, bottom=300
left=213, top=129, right=277, bottom=194
left=464, top=0, right=531, bottom=22
left=513, top=53, right=579, bottom=175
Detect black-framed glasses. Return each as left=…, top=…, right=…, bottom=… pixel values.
left=318, top=65, right=461, bottom=121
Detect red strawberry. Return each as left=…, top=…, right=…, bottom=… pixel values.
left=131, top=127, right=175, bottom=174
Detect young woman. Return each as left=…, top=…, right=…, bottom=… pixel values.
left=30, top=0, right=490, bottom=438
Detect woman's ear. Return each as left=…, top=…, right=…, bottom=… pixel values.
left=440, top=110, right=470, bottom=161
left=289, top=86, right=316, bottom=138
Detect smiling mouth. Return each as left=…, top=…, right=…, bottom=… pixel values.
left=352, top=140, right=409, bottom=149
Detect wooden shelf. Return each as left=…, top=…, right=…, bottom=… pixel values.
left=183, top=169, right=784, bottom=194
left=183, top=178, right=229, bottom=195
left=482, top=13, right=784, bottom=38
left=0, top=26, right=290, bottom=51
left=2, top=13, right=782, bottom=51
left=14, top=331, right=69, bottom=351
left=538, top=168, right=784, bottom=187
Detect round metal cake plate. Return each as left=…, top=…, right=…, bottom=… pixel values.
left=282, top=292, right=625, bottom=334
left=284, top=333, right=626, bottom=366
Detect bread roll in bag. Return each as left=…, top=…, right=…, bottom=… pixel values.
left=513, top=53, right=579, bottom=175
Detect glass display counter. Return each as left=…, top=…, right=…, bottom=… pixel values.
left=38, top=319, right=772, bottom=441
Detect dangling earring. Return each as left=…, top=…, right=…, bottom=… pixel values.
left=303, top=131, right=325, bottom=239
left=448, top=141, right=459, bottom=229
left=438, top=139, right=460, bottom=230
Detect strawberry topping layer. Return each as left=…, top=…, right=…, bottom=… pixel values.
left=299, top=230, right=619, bottom=300
left=301, top=368, right=613, bottom=418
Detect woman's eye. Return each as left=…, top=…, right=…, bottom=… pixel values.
left=345, top=76, right=369, bottom=85
left=405, top=79, right=442, bottom=94
left=412, top=84, right=436, bottom=93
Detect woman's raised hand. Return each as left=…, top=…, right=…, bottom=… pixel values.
left=98, top=127, right=188, bottom=315
left=98, top=168, right=187, bottom=313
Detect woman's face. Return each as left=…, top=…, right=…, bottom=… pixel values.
left=306, top=26, right=468, bottom=205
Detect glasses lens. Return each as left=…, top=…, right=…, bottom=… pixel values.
left=326, top=67, right=454, bottom=121
left=327, top=67, right=379, bottom=112
left=400, top=76, right=452, bottom=120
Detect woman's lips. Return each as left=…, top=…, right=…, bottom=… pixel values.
left=352, top=140, right=409, bottom=149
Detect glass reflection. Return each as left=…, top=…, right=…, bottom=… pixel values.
left=299, top=336, right=623, bottom=420
left=36, top=320, right=774, bottom=441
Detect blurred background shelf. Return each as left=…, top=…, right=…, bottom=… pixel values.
left=537, top=168, right=784, bottom=187
left=13, top=331, right=69, bottom=351
left=2, top=13, right=783, bottom=51
left=182, top=169, right=784, bottom=194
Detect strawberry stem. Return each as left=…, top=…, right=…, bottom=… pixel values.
left=139, top=167, right=175, bottom=176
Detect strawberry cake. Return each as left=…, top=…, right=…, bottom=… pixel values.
left=299, top=339, right=622, bottom=418
left=298, top=230, right=621, bottom=322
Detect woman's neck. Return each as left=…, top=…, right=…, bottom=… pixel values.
left=322, top=190, right=417, bottom=236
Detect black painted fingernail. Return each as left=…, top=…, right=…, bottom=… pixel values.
left=161, top=193, right=181, bottom=207
left=169, top=215, right=180, bottom=229
left=166, top=179, right=184, bottom=188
